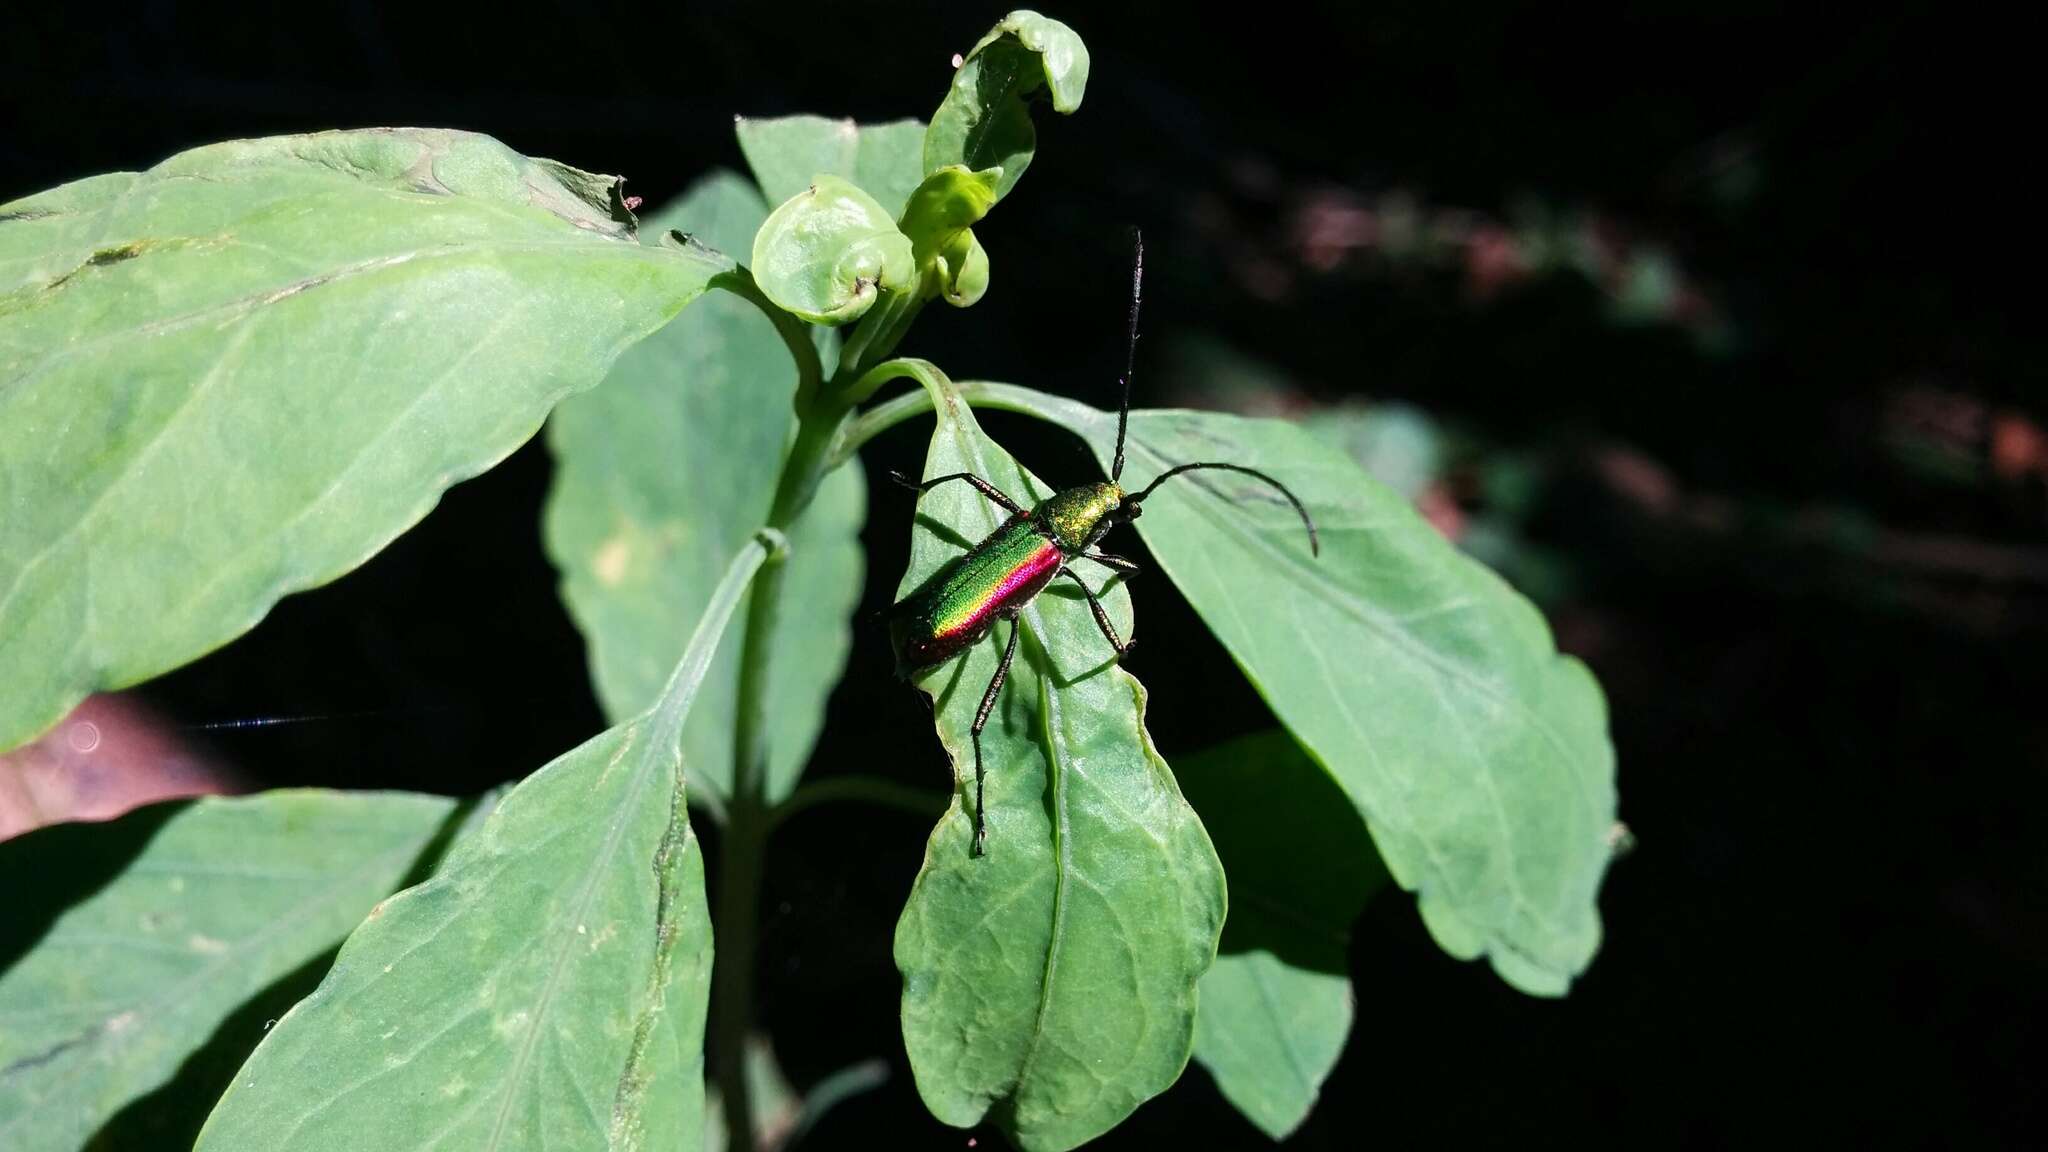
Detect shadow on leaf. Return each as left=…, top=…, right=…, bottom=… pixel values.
left=0, top=801, right=185, bottom=973
left=1174, top=730, right=1385, bottom=973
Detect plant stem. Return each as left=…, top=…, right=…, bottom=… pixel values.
left=829, top=374, right=1107, bottom=469
left=712, top=555, right=779, bottom=1152
left=711, top=336, right=859, bottom=1152
left=830, top=285, right=928, bottom=393
left=712, top=270, right=823, bottom=409
left=712, top=541, right=794, bottom=1152
left=710, top=789, right=767, bottom=1152
left=710, top=279, right=962, bottom=1151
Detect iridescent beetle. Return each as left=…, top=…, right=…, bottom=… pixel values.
left=888, top=234, right=1320, bottom=856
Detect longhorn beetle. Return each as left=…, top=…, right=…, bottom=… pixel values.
left=887, top=232, right=1320, bottom=856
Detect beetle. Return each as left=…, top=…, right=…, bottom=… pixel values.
left=888, top=233, right=1320, bottom=856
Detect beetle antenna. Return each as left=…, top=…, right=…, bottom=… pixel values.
left=1112, top=228, right=1143, bottom=483
left=1127, top=461, right=1320, bottom=556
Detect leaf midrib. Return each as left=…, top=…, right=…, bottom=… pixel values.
left=957, top=48, right=1025, bottom=174
left=1244, top=955, right=1316, bottom=1099
left=483, top=720, right=661, bottom=1152
left=940, top=409, right=1073, bottom=1102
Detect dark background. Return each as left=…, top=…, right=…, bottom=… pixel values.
left=5, top=2, right=2041, bottom=1147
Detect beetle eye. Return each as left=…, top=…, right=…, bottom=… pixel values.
left=1125, top=504, right=1143, bottom=520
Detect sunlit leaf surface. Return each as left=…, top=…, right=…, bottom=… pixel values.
left=891, top=375, right=1224, bottom=1152
left=962, top=382, right=1618, bottom=994
left=194, top=536, right=774, bottom=1152
left=0, top=791, right=455, bottom=1151
left=0, top=129, right=726, bottom=754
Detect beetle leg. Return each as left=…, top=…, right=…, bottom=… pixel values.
left=1059, top=566, right=1136, bottom=660
left=889, top=470, right=1028, bottom=517
left=1082, top=549, right=1142, bottom=577
left=969, top=620, right=1021, bottom=857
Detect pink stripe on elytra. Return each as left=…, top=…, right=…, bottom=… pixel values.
left=935, top=543, right=1062, bottom=640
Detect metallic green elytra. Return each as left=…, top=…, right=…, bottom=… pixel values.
left=889, top=510, right=1065, bottom=676
left=887, top=481, right=1129, bottom=676
left=888, top=233, right=1320, bottom=856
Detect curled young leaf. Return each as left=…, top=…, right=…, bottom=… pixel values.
left=751, top=175, right=916, bottom=325
left=899, top=165, right=1001, bottom=308
left=900, top=165, right=1001, bottom=252
left=937, top=228, right=991, bottom=308
left=925, top=11, right=1090, bottom=203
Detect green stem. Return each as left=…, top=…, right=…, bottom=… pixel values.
left=828, top=286, right=929, bottom=399
left=650, top=530, right=787, bottom=764
left=712, top=269, right=824, bottom=410
left=828, top=374, right=1103, bottom=469
left=713, top=548, right=788, bottom=1152
left=616, top=531, right=781, bottom=1132
left=710, top=271, right=1020, bottom=1152
left=710, top=791, right=767, bottom=1152
left=781, top=1058, right=890, bottom=1148
left=712, top=544, right=808, bottom=1152
left=710, top=290, right=867, bottom=1152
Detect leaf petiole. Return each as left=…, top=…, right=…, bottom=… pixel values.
left=829, top=374, right=1101, bottom=469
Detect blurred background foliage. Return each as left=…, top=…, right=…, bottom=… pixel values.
left=1, top=1, right=2038, bottom=1146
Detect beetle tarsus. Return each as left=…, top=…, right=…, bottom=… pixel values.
left=1084, top=549, right=1142, bottom=577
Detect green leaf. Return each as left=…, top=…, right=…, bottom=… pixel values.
left=899, top=166, right=1001, bottom=309
left=546, top=174, right=865, bottom=813
left=954, top=383, right=1618, bottom=995
left=615, top=804, right=714, bottom=1152
left=889, top=366, right=1223, bottom=1152
left=938, top=229, right=991, bottom=308
left=734, top=115, right=926, bottom=220
left=195, top=533, right=779, bottom=1152
left=0, top=791, right=457, bottom=1152
left=925, top=10, right=1090, bottom=202
left=1176, top=732, right=1385, bottom=1140
left=750, top=175, right=914, bottom=326
left=0, top=128, right=727, bottom=755
left=899, top=166, right=1001, bottom=254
